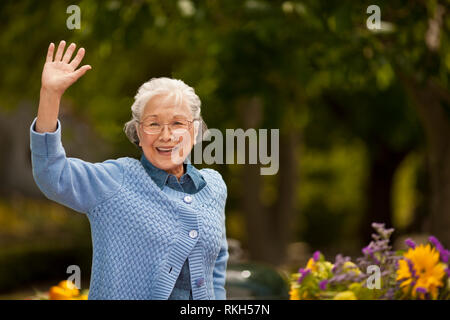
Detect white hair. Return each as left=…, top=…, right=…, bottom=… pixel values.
left=124, top=77, right=207, bottom=146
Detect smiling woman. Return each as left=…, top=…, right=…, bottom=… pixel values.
left=123, top=78, right=207, bottom=178
left=30, top=40, right=229, bottom=300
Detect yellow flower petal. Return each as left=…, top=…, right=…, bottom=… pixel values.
left=396, top=244, right=445, bottom=299
left=333, top=291, right=357, bottom=300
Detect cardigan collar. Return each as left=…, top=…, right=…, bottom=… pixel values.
left=140, top=153, right=204, bottom=191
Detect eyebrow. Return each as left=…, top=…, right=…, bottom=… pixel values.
left=144, top=114, right=190, bottom=119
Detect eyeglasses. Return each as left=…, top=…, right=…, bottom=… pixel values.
left=138, top=118, right=197, bottom=135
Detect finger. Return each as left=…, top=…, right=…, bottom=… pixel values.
left=54, top=40, right=66, bottom=61
left=46, top=43, right=55, bottom=63
left=71, top=65, right=92, bottom=81
left=69, top=47, right=85, bottom=69
left=62, top=42, right=76, bottom=64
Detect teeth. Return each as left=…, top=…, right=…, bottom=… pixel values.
left=157, top=147, right=175, bottom=151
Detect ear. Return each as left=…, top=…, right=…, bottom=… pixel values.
left=135, top=123, right=142, bottom=147
left=193, top=120, right=200, bottom=145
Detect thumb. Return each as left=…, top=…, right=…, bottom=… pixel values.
left=72, top=65, right=92, bottom=81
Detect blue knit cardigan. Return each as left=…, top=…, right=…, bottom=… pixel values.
left=29, top=118, right=229, bottom=300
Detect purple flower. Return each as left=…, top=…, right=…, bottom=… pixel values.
left=371, top=222, right=385, bottom=230
left=406, top=258, right=418, bottom=281
left=415, top=287, right=427, bottom=294
left=371, top=222, right=394, bottom=240
left=362, top=245, right=373, bottom=255
left=361, top=241, right=382, bottom=265
left=355, top=222, right=401, bottom=298
left=405, top=238, right=416, bottom=249
left=415, top=287, right=430, bottom=299
left=383, top=288, right=396, bottom=300
left=297, top=268, right=311, bottom=283
left=313, top=251, right=321, bottom=262
left=445, top=267, right=450, bottom=278
left=428, top=236, right=443, bottom=250
left=429, top=236, right=449, bottom=263
left=332, top=254, right=351, bottom=273
left=319, top=280, right=328, bottom=290
left=442, top=250, right=449, bottom=264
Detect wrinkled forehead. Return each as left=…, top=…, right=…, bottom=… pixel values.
left=142, top=93, right=192, bottom=119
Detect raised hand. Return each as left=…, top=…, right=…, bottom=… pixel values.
left=41, top=40, right=92, bottom=96
left=36, top=41, right=92, bottom=133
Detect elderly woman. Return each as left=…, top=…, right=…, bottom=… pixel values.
left=30, top=41, right=228, bottom=300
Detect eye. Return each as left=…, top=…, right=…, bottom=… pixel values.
left=149, top=122, right=160, bottom=127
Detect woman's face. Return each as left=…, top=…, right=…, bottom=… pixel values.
left=137, top=94, right=198, bottom=172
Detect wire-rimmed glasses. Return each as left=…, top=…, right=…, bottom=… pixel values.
left=138, top=118, right=198, bottom=135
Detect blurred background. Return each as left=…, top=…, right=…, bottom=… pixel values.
left=0, top=0, right=449, bottom=299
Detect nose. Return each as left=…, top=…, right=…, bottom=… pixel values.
left=158, top=124, right=173, bottom=142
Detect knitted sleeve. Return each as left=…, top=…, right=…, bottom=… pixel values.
left=29, top=117, right=124, bottom=214
left=211, top=170, right=229, bottom=300
left=213, top=222, right=229, bottom=300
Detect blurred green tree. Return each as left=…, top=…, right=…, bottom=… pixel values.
left=1, top=0, right=449, bottom=269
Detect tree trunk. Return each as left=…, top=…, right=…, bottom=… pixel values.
left=241, top=162, right=268, bottom=261
left=238, top=97, right=299, bottom=265
left=361, top=145, right=407, bottom=245
left=269, top=130, right=298, bottom=265
left=239, top=97, right=269, bottom=262
left=398, top=74, right=450, bottom=248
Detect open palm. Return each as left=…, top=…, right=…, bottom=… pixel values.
left=41, top=41, right=91, bottom=96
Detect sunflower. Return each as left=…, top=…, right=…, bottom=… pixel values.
left=396, top=244, right=446, bottom=299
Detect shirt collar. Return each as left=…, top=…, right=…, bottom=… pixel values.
left=183, top=158, right=204, bottom=191
left=140, top=153, right=203, bottom=191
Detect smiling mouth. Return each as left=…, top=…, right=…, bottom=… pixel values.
left=155, top=146, right=180, bottom=155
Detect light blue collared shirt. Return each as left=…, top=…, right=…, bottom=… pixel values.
left=140, top=154, right=206, bottom=194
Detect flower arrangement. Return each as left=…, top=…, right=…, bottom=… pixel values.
left=28, top=280, right=88, bottom=300
left=289, top=223, right=450, bottom=300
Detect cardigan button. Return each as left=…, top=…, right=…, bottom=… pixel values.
left=189, top=230, right=198, bottom=239
left=196, top=278, right=205, bottom=287
left=183, top=195, right=192, bottom=204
